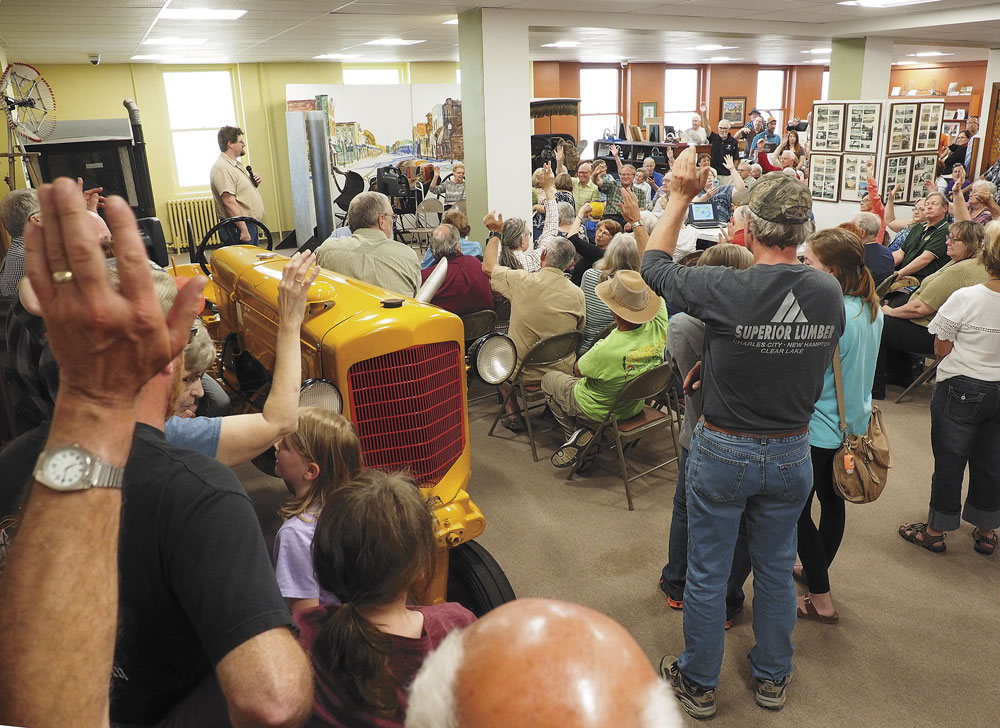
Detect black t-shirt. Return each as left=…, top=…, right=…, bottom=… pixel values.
left=0, top=423, right=292, bottom=725
left=708, top=131, right=741, bottom=176
left=568, top=232, right=604, bottom=286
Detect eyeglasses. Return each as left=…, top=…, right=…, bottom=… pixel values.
left=189, top=326, right=198, bottom=344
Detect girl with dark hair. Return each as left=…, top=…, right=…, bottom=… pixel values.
left=796, top=229, right=884, bottom=623
left=294, top=470, right=476, bottom=727
left=273, top=407, right=363, bottom=612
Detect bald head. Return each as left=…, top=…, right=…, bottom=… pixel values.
left=86, top=211, right=114, bottom=257
left=406, top=599, right=682, bottom=728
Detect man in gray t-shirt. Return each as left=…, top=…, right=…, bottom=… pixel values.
left=641, top=154, right=845, bottom=720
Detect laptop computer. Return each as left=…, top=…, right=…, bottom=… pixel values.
left=687, top=202, right=720, bottom=229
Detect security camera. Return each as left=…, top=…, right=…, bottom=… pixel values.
left=89, top=54, right=101, bottom=66
left=620, top=60, right=629, bottom=69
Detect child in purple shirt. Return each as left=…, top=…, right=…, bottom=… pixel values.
left=272, top=407, right=362, bottom=612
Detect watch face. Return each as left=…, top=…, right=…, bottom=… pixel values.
left=41, top=448, right=91, bottom=490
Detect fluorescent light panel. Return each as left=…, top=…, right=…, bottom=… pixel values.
left=158, top=8, right=247, bottom=20
left=810, top=58, right=831, bottom=64
left=907, top=51, right=954, bottom=57
left=142, top=37, right=208, bottom=46
left=442, top=18, right=459, bottom=25
left=541, top=41, right=580, bottom=48
left=838, top=0, right=942, bottom=7
left=314, top=53, right=360, bottom=59
left=801, top=48, right=831, bottom=54
left=364, top=38, right=425, bottom=46
left=708, top=56, right=743, bottom=62
left=696, top=44, right=737, bottom=51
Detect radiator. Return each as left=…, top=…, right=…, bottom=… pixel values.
left=165, top=197, right=221, bottom=252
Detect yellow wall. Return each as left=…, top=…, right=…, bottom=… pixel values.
left=0, top=60, right=461, bottom=243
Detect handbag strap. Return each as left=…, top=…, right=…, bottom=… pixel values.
left=832, top=345, right=849, bottom=438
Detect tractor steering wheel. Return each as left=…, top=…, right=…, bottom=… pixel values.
left=196, top=216, right=274, bottom=277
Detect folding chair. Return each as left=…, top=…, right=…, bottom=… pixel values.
left=567, top=363, right=679, bottom=511
left=451, top=198, right=467, bottom=213
left=487, top=331, right=582, bottom=462
left=407, top=197, right=445, bottom=253
left=895, top=355, right=939, bottom=403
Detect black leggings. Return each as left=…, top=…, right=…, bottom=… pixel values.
left=796, top=446, right=844, bottom=595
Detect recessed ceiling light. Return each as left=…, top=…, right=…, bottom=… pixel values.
left=442, top=18, right=459, bottom=25
left=892, top=61, right=918, bottom=65
left=801, top=48, right=832, bottom=54
left=364, top=38, right=425, bottom=46
left=708, top=56, right=744, bottom=62
left=696, top=44, right=738, bottom=51
left=313, top=53, right=360, bottom=60
left=906, top=51, right=954, bottom=57
left=838, top=0, right=941, bottom=7
left=142, top=37, right=208, bottom=46
left=158, top=8, right=247, bottom=20
left=541, top=41, right=580, bottom=48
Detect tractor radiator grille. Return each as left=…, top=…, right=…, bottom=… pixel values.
left=348, top=342, right=465, bottom=486
left=165, top=197, right=221, bottom=252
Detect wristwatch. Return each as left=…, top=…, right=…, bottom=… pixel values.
left=34, top=444, right=125, bottom=492
left=631, top=221, right=645, bottom=228
left=487, top=231, right=502, bottom=241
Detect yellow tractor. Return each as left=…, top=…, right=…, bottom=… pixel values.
left=170, top=218, right=516, bottom=615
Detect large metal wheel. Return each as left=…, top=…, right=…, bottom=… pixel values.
left=447, top=540, right=516, bottom=617
left=196, top=216, right=274, bottom=277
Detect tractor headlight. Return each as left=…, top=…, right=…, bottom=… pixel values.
left=469, top=333, right=517, bottom=385
left=299, top=378, right=343, bottom=413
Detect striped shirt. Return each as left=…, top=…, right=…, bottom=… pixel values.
left=580, top=267, right=614, bottom=353
left=0, top=236, right=25, bottom=297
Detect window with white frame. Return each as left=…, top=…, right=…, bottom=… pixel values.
left=343, top=67, right=401, bottom=85
left=663, top=68, right=701, bottom=135
left=821, top=71, right=830, bottom=101
left=579, top=67, right=619, bottom=160
left=756, top=68, right=786, bottom=128
left=163, top=70, right=238, bottom=188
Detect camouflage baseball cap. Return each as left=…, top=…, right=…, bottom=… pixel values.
left=731, top=172, right=812, bottom=224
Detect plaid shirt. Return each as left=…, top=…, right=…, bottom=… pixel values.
left=4, top=299, right=59, bottom=433
left=597, top=177, right=647, bottom=218
left=0, top=236, right=25, bottom=297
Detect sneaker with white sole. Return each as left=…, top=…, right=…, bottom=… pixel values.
left=755, top=675, right=790, bottom=710
left=659, top=654, right=717, bottom=719
left=550, top=427, right=594, bottom=469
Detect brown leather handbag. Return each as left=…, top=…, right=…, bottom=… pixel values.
left=831, top=347, right=892, bottom=504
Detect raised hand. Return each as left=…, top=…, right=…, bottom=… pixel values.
left=670, top=146, right=711, bottom=203
left=723, top=154, right=737, bottom=172
left=620, top=187, right=641, bottom=225
left=538, top=162, right=556, bottom=189
left=76, top=177, right=105, bottom=212
left=483, top=211, right=504, bottom=233
left=24, top=179, right=205, bottom=409
left=579, top=202, right=593, bottom=219
left=277, top=251, right=320, bottom=324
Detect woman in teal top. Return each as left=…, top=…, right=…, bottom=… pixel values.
left=796, top=229, right=884, bottom=623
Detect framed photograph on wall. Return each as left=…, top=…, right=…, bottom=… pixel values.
left=915, top=102, right=945, bottom=152
left=639, top=101, right=658, bottom=123
left=942, top=121, right=961, bottom=140
left=888, top=103, right=918, bottom=153
left=909, top=154, right=938, bottom=203
left=841, top=153, right=875, bottom=202
left=809, top=154, right=841, bottom=202
left=845, top=102, right=881, bottom=154
left=811, top=103, right=845, bottom=153
left=883, top=155, right=911, bottom=202
left=720, top=97, right=746, bottom=125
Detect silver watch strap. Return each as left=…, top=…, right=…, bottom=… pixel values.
left=91, top=459, right=125, bottom=489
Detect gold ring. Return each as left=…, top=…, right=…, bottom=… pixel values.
left=52, top=270, right=75, bottom=284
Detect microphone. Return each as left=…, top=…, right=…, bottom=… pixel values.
left=246, top=164, right=260, bottom=188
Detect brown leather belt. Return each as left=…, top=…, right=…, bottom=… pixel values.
left=703, top=419, right=809, bottom=439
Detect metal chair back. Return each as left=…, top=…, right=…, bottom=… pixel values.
left=875, top=271, right=899, bottom=300
left=614, top=362, right=675, bottom=407
left=462, top=310, right=498, bottom=343
left=515, top=331, right=582, bottom=378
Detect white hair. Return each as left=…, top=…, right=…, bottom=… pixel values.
left=405, top=629, right=683, bottom=728
left=404, top=628, right=464, bottom=728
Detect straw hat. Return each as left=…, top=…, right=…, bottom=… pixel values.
left=595, top=270, right=660, bottom=325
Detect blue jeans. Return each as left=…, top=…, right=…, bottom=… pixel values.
left=662, top=447, right=752, bottom=618
left=218, top=220, right=258, bottom=246
left=677, top=422, right=812, bottom=689
left=928, top=375, right=1000, bottom=531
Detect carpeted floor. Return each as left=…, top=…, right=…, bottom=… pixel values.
left=236, top=377, right=999, bottom=726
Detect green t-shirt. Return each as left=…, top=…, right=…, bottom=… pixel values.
left=574, top=301, right=669, bottom=421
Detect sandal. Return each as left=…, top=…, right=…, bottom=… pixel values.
left=501, top=415, right=526, bottom=433
left=898, top=522, right=946, bottom=553
left=972, top=528, right=997, bottom=556
left=796, top=595, right=839, bottom=625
